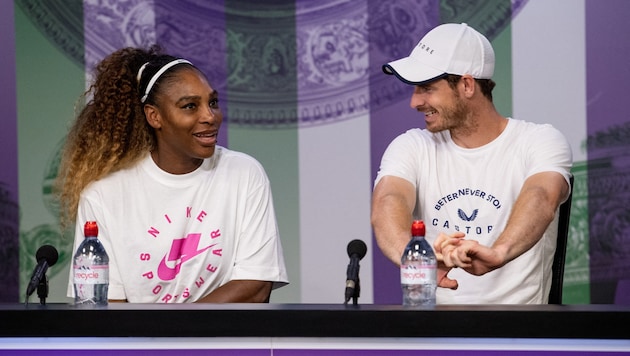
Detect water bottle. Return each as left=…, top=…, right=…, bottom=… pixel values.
left=401, top=220, right=437, bottom=306
left=73, top=221, right=109, bottom=305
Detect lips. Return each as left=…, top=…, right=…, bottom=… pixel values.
left=193, top=130, right=217, bottom=146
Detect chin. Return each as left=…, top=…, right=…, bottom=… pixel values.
left=198, top=147, right=216, bottom=158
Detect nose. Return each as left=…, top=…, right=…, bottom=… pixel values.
left=410, top=86, right=425, bottom=110
left=202, top=104, right=222, bottom=125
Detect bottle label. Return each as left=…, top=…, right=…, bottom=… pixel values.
left=73, top=265, right=109, bottom=284
left=401, top=263, right=436, bottom=284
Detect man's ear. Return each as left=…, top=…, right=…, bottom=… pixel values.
left=460, top=75, right=477, bottom=98
left=144, top=104, right=161, bottom=129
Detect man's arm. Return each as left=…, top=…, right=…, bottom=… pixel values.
left=371, top=176, right=416, bottom=266
left=439, top=171, right=570, bottom=274
left=372, top=175, right=460, bottom=289
left=195, top=280, right=273, bottom=303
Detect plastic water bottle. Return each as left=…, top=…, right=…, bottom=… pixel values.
left=401, top=220, right=437, bottom=306
left=73, top=221, right=109, bottom=305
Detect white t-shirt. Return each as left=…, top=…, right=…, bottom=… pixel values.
left=67, top=147, right=288, bottom=303
left=375, top=118, right=572, bottom=304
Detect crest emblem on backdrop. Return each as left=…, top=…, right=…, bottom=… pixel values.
left=17, top=0, right=528, bottom=128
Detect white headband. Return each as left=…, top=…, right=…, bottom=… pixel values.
left=139, top=59, right=193, bottom=103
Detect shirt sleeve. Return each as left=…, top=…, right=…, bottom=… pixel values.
left=524, top=124, right=573, bottom=201
left=374, top=129, right=427, bottom=189
left=230, top=160, right=289, bottom=289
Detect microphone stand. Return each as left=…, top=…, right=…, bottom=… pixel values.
left=351, top=277, right=360, bottom=305
left=36, top=274, right=49, bottom=306
left=344, top=276, right=361, bottom=306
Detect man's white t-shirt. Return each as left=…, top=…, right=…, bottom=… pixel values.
left=375, top=118, right=572, bottom=304
left=67, top=147, right=288, bottom=303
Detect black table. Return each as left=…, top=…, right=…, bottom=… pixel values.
left=1, top=303, right=629, bottom=339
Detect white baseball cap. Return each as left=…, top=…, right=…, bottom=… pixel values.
left=383, top=23, right=495, bottom=85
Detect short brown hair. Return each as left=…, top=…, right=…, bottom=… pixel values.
left=445, top=74, right=496, bottom=101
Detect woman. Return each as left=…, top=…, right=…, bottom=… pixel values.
left=57, top=46, right=288, bottom=303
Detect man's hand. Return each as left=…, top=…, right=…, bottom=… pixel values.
left=435, top=231, right=508, bottom=277
left=433, top=231, right=465, bottom=289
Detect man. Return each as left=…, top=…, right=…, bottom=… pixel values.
left=371, top=23, right=572, bottom=304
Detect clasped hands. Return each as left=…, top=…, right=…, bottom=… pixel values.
left=433, top=231, right=506, bottom=290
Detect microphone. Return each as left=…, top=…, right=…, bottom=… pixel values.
left=26, top=245, right=59, bottom=298
left=344, top=239, right=367, bottom=305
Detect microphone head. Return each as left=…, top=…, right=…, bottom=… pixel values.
left=347, top=239, right=367, bottom=260
left=35, top=245, right=59, bottom=266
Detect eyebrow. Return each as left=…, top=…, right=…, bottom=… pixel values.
left=175, top=90, right=218, bottom=105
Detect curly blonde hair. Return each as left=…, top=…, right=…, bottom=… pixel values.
left=55, top=45, right=186, bottom=231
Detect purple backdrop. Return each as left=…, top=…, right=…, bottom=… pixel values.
left=0, top=0, right=20, bottom=303
left=585, top=0, right=630, bottom=304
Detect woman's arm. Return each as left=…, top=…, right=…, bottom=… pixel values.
left=195, top=280, right=272, bottom=303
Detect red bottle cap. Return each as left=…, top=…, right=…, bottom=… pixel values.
left=411, top=220, right=425, bottom=236
left=84, top=221, right=98, bottom=237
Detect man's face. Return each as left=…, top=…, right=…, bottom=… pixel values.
left=409, top=78, right=468, bottom=133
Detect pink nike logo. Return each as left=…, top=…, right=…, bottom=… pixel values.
left=157, top=233, right=217, bottom=280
